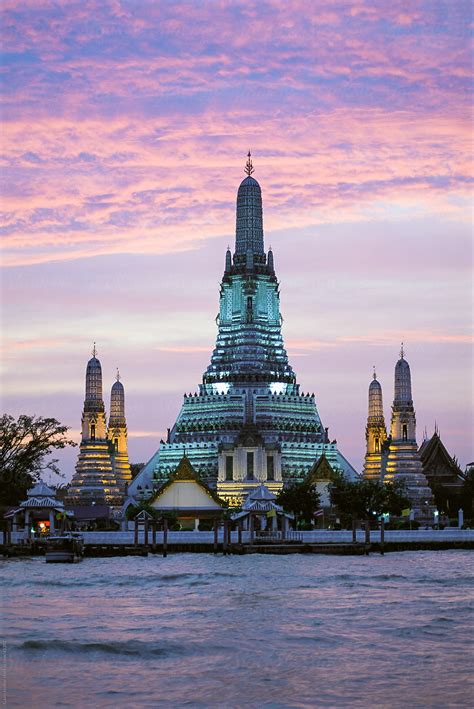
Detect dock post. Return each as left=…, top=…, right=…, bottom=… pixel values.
left=238, top=522, right=242, bottom=545
left=134, top=517, right=138, bottom=547
left=380, top=518, right=385, bottom=555
left=144, top=519, right=149, bottom=548
left=213, top=520, right=218, bottom=554
left=152, top=522, right=157, bottom=552
left=163, top=518, right=168, bottom=558
left=352, top=518, right=357, bottom=543
left=223, top=521, right=228, bottom=556
left=365, top=521, right=370, bottom=554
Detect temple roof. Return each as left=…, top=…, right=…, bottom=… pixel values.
left=305, top=454, right=339, bottom=484
left=150, top=455, right=225, bottom=507
left=27, top=481, right=55, bottom=498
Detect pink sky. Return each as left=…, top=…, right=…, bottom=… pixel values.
left=1, top=0, right=472, bottom=480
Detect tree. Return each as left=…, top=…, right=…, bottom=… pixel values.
left=459, top=467, right=474, bottom=520
left=130, top=462, right=145, bottom=478
left=329, top=477, right=410, bottom=524
left=276, top=480, right=321, bottom=527
left=0, top=414, right=77, bottom=507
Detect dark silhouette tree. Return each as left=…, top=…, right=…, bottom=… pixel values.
left=0, top=414, right=76, bottom=506
left=329, top=477, right=410, bottom=523
left=276, top=480, right=321, bottom=526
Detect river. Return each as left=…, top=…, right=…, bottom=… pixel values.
left=1, top=551, right=472, bottom=708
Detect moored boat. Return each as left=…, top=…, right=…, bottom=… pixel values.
left=45, top=533, right=84, bottom=563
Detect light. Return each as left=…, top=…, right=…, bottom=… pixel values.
left=270, top=383, right=286, bottom=395
left=213, top=383, right=230, bottom=395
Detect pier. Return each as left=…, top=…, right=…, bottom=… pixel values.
left=2, top=528, right=473, bottom=557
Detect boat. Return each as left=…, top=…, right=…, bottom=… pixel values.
left=45, top=533, right=84, bottom=563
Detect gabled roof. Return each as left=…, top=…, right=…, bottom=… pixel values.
left=244, top=484, right=276, bottom=504
left=419, top=433, right=464, bottom=480
left=149, top=455, right=225, bottom=508
left=305, top=454, right=339, bottom=484
left=27, top=481, right=55, bottom=498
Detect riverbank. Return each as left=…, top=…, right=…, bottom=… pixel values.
left=2, top=528, right=473, bottom=557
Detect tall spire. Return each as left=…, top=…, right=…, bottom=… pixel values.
left=68, top=349, right=121, bottom=506
left=235, top=152, right=264, bottom=259
left=394, top=347, right=412, bottom=404
left=116, top=368, right=121, bottom=382
left=85, top=348, right=103, bottom=405
left=363, top=368, right=387, bottom=480
left=244, top=150, right=254, bottom=176
left=386, top=350, right=435, bottom=521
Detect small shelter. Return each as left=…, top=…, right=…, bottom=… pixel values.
left=147, top=455, right=226, bottom=530
left=4, top=482, right=69, bottom=541
left=305, top=454, right=340, bottom=507
left=232, top=484, right=293, bottom=535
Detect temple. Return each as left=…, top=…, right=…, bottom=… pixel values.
left=362, top=346, right=435, bottom=521
left=129, top=154, right=356, bottom=505
left=67, top=347, right=130, bottom=506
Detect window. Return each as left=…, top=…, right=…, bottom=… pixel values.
left=90, top=424, right=96, bottom=441
left=402, top=424, right=408, bottom=441
left=225, top=456, right=233, bottom=481
left=267, top=456, right=274, bottom=481
left=247, top=452, right=254, bottom=480
left=114, top=438, right=119, bottom=452
left=375, top=438, right=380, bottom=453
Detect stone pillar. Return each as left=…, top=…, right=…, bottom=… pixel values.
left=49, top=510, right=55, bottom=533
left=194, top=518, right=199, bottom=532
left=272, top=514, right=277, bottom=531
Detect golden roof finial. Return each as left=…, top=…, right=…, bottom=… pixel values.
left=373, top=365, right=377, bottom=380
left=400, top=342, right=405, bottom=359
left=244, top=150, right=254, bottom=176
left=116, top=368, right=120, bottom=382
left=92, top=342, right=97, bottom=358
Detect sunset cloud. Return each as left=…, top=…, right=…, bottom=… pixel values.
left=1, top=1, right=472, bottom=474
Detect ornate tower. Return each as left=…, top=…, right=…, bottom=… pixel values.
left=108, top=370, right=132, bottom=493
left=384, top=345, right=434, bottom=520
left=363, top=368, right=387, bottom=480
left=68, top=346, right=122, bottom=506
left=128, top=155, right=357, bottom=505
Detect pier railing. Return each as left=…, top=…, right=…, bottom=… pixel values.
left=9, top=528, right=472, bottom=546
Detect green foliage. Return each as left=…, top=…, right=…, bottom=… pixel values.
left=0, top=414, right=77, bottom=507
left=276, top=480, right=321, bottom=525
left=459, top=468, right=474, bottom=516
left=329, top=477, right=410, bottom=521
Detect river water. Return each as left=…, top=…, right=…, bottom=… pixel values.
left=1, top=551, right=473, bottom=708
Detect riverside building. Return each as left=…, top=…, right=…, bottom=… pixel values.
left=129, top=155, right=356, bottom=505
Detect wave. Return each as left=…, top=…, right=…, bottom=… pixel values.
left=8, top=570, right=240, bottom=589
left=21, top=638, right=185, bottom=658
